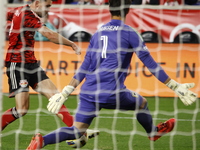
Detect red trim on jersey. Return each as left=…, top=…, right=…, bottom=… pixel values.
left=5, top=5, right=42, bottom=63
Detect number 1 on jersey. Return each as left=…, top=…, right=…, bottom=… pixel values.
left=101, top=35, right=108, bottom=58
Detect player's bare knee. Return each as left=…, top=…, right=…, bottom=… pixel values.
left=139, top=98, right=147, bottom=109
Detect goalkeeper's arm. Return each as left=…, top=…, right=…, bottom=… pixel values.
left=138, top=49, right=197, bottom=105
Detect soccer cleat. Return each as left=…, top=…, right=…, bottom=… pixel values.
left=66, top=129, right=99, bottom=148
left=85, top=129, right=100, bottom=139
left=26, top=133, right=43, bottom=150
left=149, top=118, right=176, bottom=141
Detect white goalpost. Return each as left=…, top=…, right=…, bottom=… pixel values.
left=1, top=2, right=200, bottom=150
left=0, top=0, right=7, bottom=148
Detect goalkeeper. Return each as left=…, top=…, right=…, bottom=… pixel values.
left=27, top=0, right=198, bottom=149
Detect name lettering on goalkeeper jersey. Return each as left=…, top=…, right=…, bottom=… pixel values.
left=99, top=26, right=119, bottom=31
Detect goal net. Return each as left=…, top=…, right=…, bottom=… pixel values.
left=1, top=1, right=200, bottom=150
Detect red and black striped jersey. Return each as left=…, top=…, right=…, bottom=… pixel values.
left=5, top=5, right=42, bottom=63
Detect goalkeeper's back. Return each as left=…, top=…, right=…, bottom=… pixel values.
left=73, top=0, right=148, bottom=102
left=77, top=19, right=146, bottom=96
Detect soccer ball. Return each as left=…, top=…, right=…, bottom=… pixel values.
left=66, top=134, right=88, bottom=148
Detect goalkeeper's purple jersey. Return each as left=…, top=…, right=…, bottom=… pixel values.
left=74, top=19, right=168, bottom=103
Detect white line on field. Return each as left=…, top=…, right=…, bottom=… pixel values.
left=26, top=113, right=200, bottom=122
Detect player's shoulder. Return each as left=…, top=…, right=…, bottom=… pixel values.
left=11, top=5, right=35, bottom=18
left=14, top=5, right=28, bottom=13
left=126, top=25, right=143, bottom=41
left=14, top=5, right=24, bottom=10
left=8, top=5, right=24, bottom=15
left=125, top=25, right=138, bottom=33
left=7, top=5, right=27, bottom=21
left=22, top=5, right=40, bottom=20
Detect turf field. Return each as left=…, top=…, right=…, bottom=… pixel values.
left=1, top=94, right=200, bottom=150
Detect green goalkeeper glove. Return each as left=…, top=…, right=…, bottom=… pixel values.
left=47, top=85, right=74, bottom=114
left=166, top=79, right=197, bottom=106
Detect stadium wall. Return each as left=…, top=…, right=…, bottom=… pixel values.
left=4, top=5, right=200, bottom=97
left=3, top=41, right=200, bottom=97
left=7, top=5, right=200, bottom=43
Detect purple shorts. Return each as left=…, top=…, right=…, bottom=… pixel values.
left=75, top=89, right=144, bottom=125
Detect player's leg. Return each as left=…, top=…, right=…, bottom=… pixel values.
left=26, top=123, right=89, bottom=150
left=31, top=63, right=73, bottom=127
left=26, top=96, right=97, bottom=149
left=101, top=90, right=155, bottom=133
left=118, top=90, right=176, bottom=141
left=134, top=95, right=176, bottom=141
left=42, top=96, right=99, bottom=145
left=2, top=62, right=30, bottom=131
left=1, top=92, right=30, bottom=131
left=135, top=96, right=156, bottom=134
left=27, top=123, right=100, bottom=150
left=42, top=122, right=90, bottom=146
left=35, top=79, right=73, bottom=127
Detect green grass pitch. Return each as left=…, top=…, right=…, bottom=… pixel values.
left=1, top=94, right=200, bottom=150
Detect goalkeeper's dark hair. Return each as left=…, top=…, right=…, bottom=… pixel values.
left=109, top=0, right=132, bottom=18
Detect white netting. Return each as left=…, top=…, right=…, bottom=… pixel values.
left=1, top=2, right=200, bottom=150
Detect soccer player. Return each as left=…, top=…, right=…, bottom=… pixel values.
left=2, top=0, right=80, bottom=130
left=27, top=0, right=198, bottom=149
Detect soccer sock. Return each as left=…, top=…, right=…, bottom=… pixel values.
left=136, top=104, right=156, bottom=134
left=43, top=126, right=81, bottom=146
left=58, top=105, right=74, bottom=127
left=1, top=107, right=21, bottom=131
